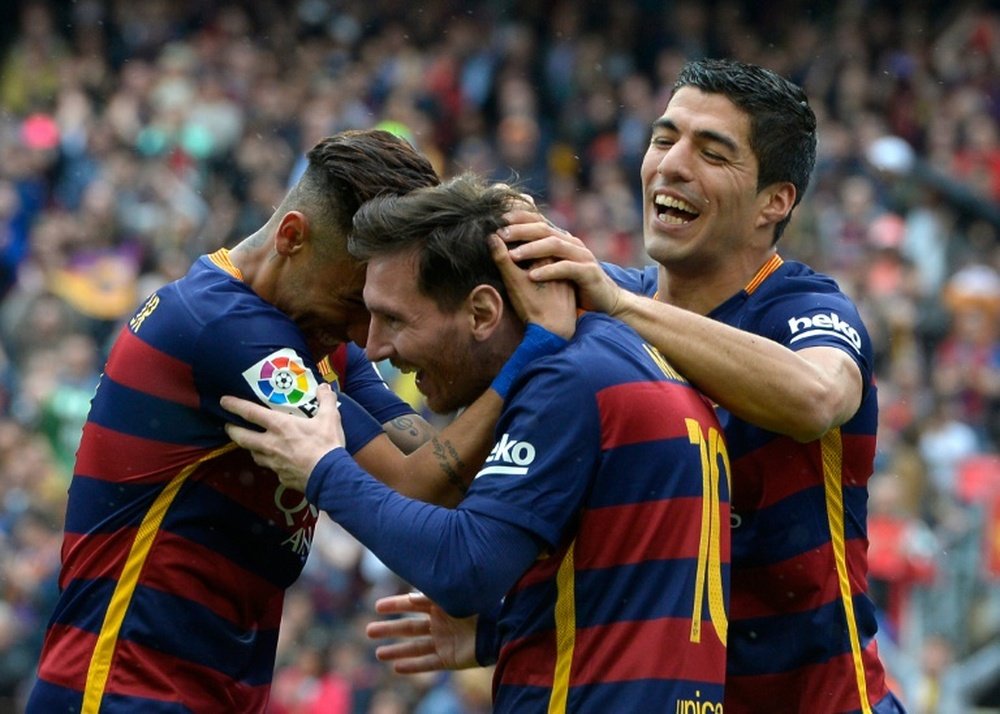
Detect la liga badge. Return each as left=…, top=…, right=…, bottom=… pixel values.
left=242, top=348, right=319, bottom=417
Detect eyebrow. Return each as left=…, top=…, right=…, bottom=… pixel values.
left=652, top=117, right=740, bottom=154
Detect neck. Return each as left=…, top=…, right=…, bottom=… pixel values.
left=228, top=228, right=277, bottom=296
left=656, top=247, right=778, bottom=314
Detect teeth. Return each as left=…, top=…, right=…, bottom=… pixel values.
left=654, top=194, right=698, bottom=215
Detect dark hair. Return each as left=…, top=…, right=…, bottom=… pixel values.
left=349, top=173, right=522, bottom=310
left=673, top=58, right=817, bottom=242
left=284, top=129, right=440, bottom=258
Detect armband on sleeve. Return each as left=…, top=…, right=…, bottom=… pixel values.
left=489, top=323, right=569, bottom=399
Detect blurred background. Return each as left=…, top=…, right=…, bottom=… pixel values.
left=0, top=0, right=997, bottom=711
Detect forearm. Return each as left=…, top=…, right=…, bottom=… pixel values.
left=614, top=291, right=857, bottom=440
left=397, top=390, right=501, bottom=507
left=308, top=448, right=540, bottom=617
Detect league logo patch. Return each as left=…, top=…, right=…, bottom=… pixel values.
left=242, top=348, right=319, bottom=417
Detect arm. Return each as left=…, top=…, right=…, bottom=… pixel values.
left=354, top=390, right=502, bottom=507
left=605, top=292, right=863, bottom=442
left=223, top=386, right=542, bottom=616
left=500, top=210, right=863, bottom=442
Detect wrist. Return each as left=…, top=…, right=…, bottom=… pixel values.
left=489, top=323, right=569, bottom=399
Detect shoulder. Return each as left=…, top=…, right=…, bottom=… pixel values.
left=520, top=313, right=655, bottom=390
left=601, top=261, right=659, bottom=297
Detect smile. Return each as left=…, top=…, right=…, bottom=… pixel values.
left=654, top=194, right=700, bottom=224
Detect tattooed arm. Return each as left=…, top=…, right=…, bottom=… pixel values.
left=382, top=413, right=435, bottom=455
left=372, top=392, right=500, bottom=507
left=225, top=385, right=498, bottom=508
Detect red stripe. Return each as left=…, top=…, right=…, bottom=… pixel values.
left=731, top=437, right=821, bottom=511
left=576, top=498, right=730, bottom=568
left=59, top=531, right=130, bottom=587
left=596, top=381, right=713, bottom=449
left=725, top=639, right=890, bottom=714
left=139, top=531, right=284, bottom=629
left=574, top=618, right=726, bottom=685
left=841, top=432, right=877, bottom=488
left=108, top=639, right=270, bottom=711
left=105, top=327, right=200, bottom=408
left=75, top=422, right=208, bottom=484
left=198, top=448, right=312, bottom=525
left=731, top=538, right=869, bottom=619
left=36, top=623, right=94, bottom=690
left=733, top=433, right=876, bottom=513
left=498, top=617, right=726, bottom=687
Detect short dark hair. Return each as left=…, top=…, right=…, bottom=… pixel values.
left=284, top=129, right=440, bottom=258
left=673, top=58, right=817, bottom=242
left=349, top=173, right=522, bottom=310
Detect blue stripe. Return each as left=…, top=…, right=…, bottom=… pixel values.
left=25, top=678, right=84, bottom=713
left=88, top=378, right=222, bottom=447
left=728, top=594, right=879, bottom=676
left=732, top=485, right=866, bottom=567
left=506, top=560, right=730, bottom=631
left=162, top=478, right=308, bottom=589
left=48, top=577, right=115, bottom=633
left=122, top=585, right=278, bottom=685
left=588, top=441, right=715, bottom=507
left=64, top=475, right=163, bottom=534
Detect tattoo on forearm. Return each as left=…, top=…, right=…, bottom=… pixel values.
left=391, top=415, right=421, bottom=437
left=431, top=437, right=468, bottom=494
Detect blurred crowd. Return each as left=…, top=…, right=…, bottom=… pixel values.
left=0, top=0, right=998, bottom=711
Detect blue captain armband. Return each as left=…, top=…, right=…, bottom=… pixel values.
left=489, top=323, right=569, bottom=400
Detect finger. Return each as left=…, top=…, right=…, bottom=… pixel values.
left=366, top=616, right=431, bottom=640
left=220, top=395, right=275, bottom=427
left=391, top=654, right=447, bottom=675
left=507, top=235, right=588, bottom=263
left=314, top=382, right=337, bottom=412
left=374, top=594, right=432, bottom=615
left=224, top=423, right=263, bottom=450
left=373, top=638, right=436, bottom=661
left=502, top=207, right=542, bottom=226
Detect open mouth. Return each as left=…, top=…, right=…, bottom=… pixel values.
left=654, top=194, right=700, bottom=224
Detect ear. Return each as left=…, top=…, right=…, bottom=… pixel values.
left=466, top=285, right=506, bottom=341
left=274, top=211, right=309, bottom=256
left=755, top=182, right=796, bottom=230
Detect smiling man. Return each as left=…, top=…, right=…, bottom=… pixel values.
left=222, top=174, right=732, bottom=713
left=501, top=58, right=906, bottom=713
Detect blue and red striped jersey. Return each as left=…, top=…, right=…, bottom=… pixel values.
left=606, top=257, right=902, bottom=713
left=28, top=249, right=413, bottom=713
left=462, top=312, right=731, bottom=713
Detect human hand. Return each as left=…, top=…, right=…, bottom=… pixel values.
left=490, top=230, right=577, bottom=340
left=221, top=383, right=345, bottom=491
left=499, top=208, right=626, bottom=317
left=365, top=592, right=479, bottom=673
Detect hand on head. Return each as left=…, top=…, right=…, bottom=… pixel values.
left=497, top=207, right=625, bottom=317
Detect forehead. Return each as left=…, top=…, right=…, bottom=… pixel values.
left=660, top=86, right=751, bottom=145
left=362, top=250, right=423, bottom=309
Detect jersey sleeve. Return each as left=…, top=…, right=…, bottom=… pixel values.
left=459, top=357, right=602, bottom=548
left=339, top=343, right=416, bottom=424
left=756, top=289, right=874, bottom=385
left=601, top=261, right=659, bottom=297
left=193, top=310, right=384, bottom=455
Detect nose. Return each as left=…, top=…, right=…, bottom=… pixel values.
left=656, top=140, right=694, bottom=182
